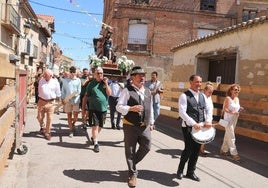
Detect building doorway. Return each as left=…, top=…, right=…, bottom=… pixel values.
left=208, top=57, right=236, bottom=84
left=196, top=51, right=237, bottom=84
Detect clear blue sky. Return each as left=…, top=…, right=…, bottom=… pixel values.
left=29, top=0, right=103, bottom=69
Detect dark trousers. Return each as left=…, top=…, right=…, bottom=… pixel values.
left=123, top=125, right=151, bottom=178
left=109, top=96, right=121, bottom=127
left=178, top=126, right=201, bottom=175
left=35, top=91, right=39, bottom=104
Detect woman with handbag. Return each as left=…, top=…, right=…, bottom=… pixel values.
left=220, top=84, right=243, bottom=161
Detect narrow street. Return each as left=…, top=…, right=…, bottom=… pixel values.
left=0, top=98, right=267, bottom=188
left=1, top=1, right=268, bottom=188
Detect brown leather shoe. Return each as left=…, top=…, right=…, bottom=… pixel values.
left=128, top=177, right=136, bottom=187
left=39, top=127, right=45, bottom=135
left=45, top=133, right=51, bottom=140
left=232, top=154, right=240, bottom=161
left=220, top=149, right=229, bottom=156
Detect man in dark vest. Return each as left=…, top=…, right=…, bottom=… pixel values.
left=177, top=74, right=212, bottom=182
left=116, top=66, right=154, bottom=187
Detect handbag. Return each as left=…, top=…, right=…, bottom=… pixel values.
left=218, top=118, right=229, bottom=127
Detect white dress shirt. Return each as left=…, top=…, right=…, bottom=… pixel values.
left=116, top=85, right=154, bottom=125
left=109, top=81, right=122, bottom=98
left=178, top=89, right=211, bottom=127
left=38, top=77, right=61, bottom=100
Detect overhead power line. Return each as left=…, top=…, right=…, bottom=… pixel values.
left=54, top=32, right=94, bottom=47
left=54, top=32, right=93, bottom=40
left=28, top=0, right=102, bottom=16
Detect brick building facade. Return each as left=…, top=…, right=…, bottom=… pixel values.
left=102, top=0, right=268, bottom=81
left=103, top=0, right=237, bottom=80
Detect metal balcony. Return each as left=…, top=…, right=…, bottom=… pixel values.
left=1, top=4, right=20, bottom=34
left=127, top=38, right=149, bottom=52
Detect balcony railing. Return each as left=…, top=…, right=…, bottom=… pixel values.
left=127, top=38, right=149, bottom=52
left=131, top=0, right=149, bottom=4
left=1, top=4, right=20, bottom=34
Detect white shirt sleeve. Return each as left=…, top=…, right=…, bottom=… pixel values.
left=149, top=97, right=154, bottom=125
left=204, top=96, right=213, bottom=123
left=116, top=88, right=130, bottom=116
left=178, top=93, right=197, bottom=127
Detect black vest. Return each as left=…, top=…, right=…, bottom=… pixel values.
left=185, top=90, right=206, bottom=123
left=124, top=85, right=151, bottom=126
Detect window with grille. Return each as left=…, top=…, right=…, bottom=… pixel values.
left=132, top=0, right=149, bottom=4
left=200, top=0, right=216, bottom=11
left=127, top=22, right=148, bottom=52
left=242, top=10, right=257, bottom=22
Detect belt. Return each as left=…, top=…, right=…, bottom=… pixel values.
left=39, top=97, right=55, bottom=102
left=122, top=118, right=145, bottom=127
left=110, top=96, right=119, bottom=99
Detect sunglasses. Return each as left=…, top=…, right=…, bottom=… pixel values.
left=97, top=72, right=103, bottom=75
left=234, top=88, right=240, bottom=92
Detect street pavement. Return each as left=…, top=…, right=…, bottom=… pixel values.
left=0, top=99, right=267, bottom=188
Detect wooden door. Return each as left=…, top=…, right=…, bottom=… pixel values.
left=208, top=58, right=236, bottom=84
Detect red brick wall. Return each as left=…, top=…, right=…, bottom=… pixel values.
left=102, top=0, right=266, bottom=81
left=109, top=2, right=236, bottom=54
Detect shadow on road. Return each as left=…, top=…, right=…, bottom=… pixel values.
left=63, top=169, right=179, bottom=187
left=155, top=149, right=181, bottom=159
left=155, top=114, right=268, bottom=178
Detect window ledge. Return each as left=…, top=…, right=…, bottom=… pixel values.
left=124, top=50, right=150, bottom=56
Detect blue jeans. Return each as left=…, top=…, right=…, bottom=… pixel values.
left=153, top=102, right=160, bottom=120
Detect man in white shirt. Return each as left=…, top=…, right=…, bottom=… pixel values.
left=176, top=75, right=212, bottom=182
left=37, top=69, right=61, bottom=140
left=116, top=66, right=154, bottom=187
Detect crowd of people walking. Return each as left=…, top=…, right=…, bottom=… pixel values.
left=33, top=65, right=243, bottom=187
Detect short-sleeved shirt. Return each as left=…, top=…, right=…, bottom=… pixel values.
left=86, top=79, right=108, bottom=112
left=61, top=77, right=81, bottom=104
left=144, top=80, right=163, bottom=103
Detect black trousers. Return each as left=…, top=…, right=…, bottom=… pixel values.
left=108, top=96, right=121, bottom=127
left=177, top=126, right=201, bottom=175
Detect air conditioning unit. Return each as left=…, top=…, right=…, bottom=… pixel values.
left=30, top=44, right=38, bottom=58
left=9, top=54, right=20, bottom=62
left=20, top=38, right=31, bottom=55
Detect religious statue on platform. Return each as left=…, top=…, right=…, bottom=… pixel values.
left=103, top=32, right=113, bottom=60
